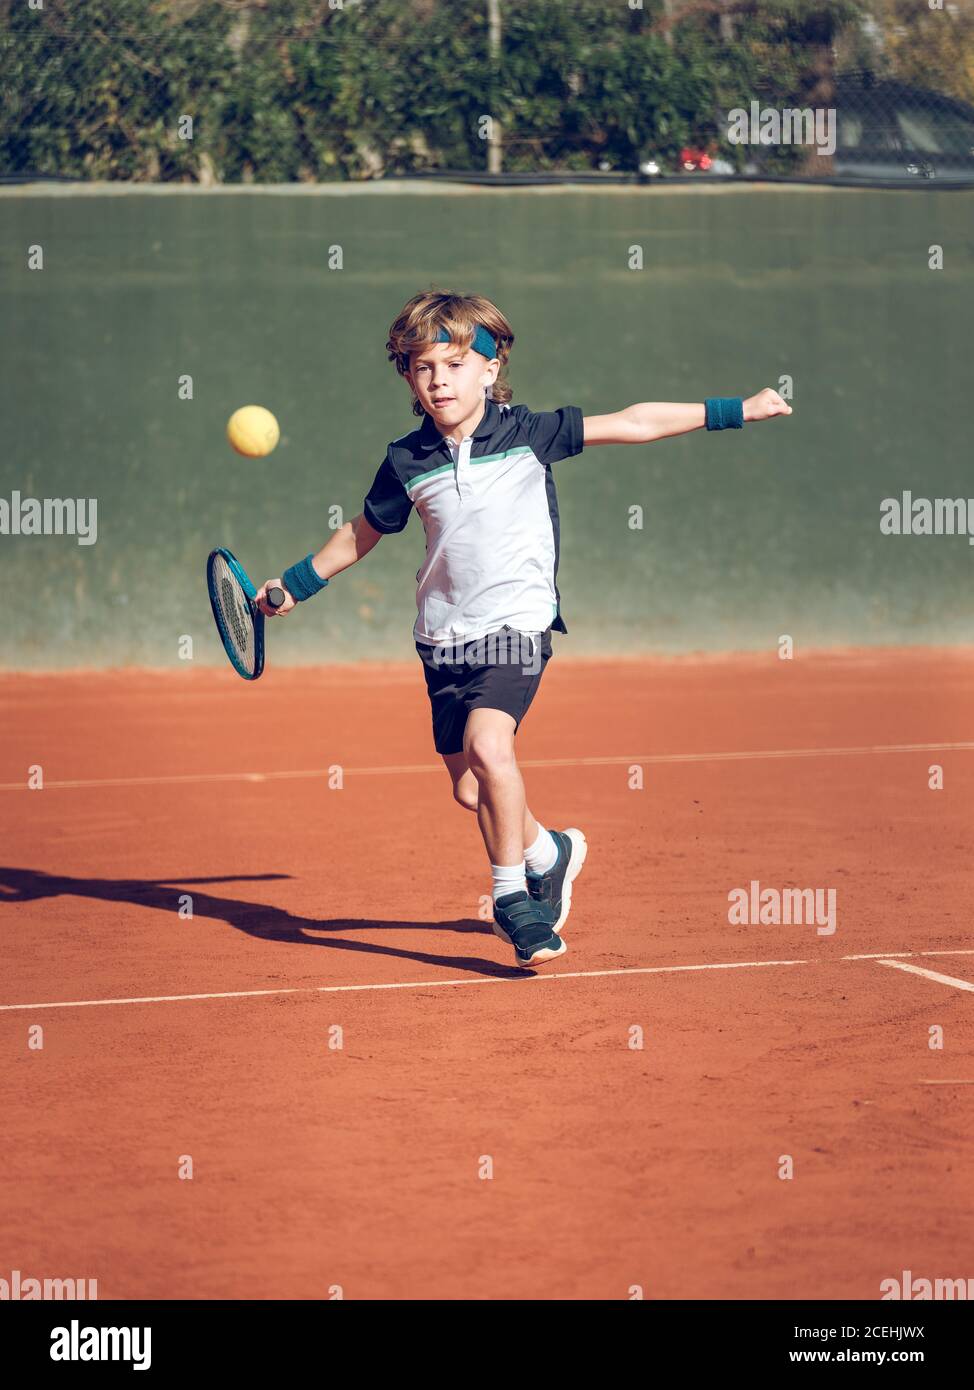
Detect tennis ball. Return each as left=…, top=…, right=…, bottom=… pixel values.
left=227, top=405, right=280, bottom=458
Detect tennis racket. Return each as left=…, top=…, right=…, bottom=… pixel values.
left=206, top=546, right=285, bottom=681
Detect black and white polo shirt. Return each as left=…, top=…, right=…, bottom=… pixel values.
left=363, top=399, right=583, bottom=644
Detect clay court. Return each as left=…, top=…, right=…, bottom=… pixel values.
left=2, top=647, right=972, bottom=1300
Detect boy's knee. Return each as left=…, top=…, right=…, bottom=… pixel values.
left=453, top=781, right=479, bottom=812
left=465, top=727, right=516, bottom=777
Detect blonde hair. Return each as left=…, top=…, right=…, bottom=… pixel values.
left=386, top=290, right=515, bottom=417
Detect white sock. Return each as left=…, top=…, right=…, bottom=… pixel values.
left=492, top=861, right=527, bottom=903
left=524, top=825, right=558, bottom=875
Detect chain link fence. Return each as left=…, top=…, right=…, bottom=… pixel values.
left=2, top=0, right=973, bottom=186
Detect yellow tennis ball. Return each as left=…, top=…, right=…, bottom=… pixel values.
left=227, top=405, right=280, bottom=458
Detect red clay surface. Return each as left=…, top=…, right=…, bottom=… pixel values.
left=1, top=647, right=973, bottom=1300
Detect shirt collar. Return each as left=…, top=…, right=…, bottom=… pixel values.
left=416, top=399, right=500, bottom=452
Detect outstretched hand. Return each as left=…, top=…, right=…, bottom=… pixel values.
left=744, top=388, right=792, bottom=422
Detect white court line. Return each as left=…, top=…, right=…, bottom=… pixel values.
left=873, top=960, right=974, bottom=993
left=844, top=951, right=913, bottom=959
left=1, top=740, right=972, bottom=792
left=844, top=950, right=974, bottom=960
left=3, top=947, right=972, bottom=1014
left=914, top=949, right=974, bottom=957
left=0, top=956, right=809, bottom=1013
left=919, top=1080, right=974, bottom=1085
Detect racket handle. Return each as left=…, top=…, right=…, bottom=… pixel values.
left=266, top=585, right=286, bottom=609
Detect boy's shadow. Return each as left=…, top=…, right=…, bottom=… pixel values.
left=0, top=866, right=526, bottom=979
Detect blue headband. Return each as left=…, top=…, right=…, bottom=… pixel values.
left=436, top=325, right=498, bottom=359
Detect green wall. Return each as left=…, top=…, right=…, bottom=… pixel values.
left=2, top=185, right=972, bottom=667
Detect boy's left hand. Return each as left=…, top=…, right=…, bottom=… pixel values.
left=743, top=388, right=792, bottom=422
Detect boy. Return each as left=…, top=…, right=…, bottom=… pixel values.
left=257, top=290, right=791, bottom=968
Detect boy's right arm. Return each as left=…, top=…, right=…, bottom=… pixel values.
left=256, top=512, right=384, bottom=616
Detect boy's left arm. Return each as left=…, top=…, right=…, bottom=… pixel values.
left=582, top=388, right=791, bottom=446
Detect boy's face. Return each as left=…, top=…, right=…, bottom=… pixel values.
left=406, top=340, right=499, bottom=428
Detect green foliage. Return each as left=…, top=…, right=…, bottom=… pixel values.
left=0, top=0, right=960, bottom=183
left=0, top=0, right=235, bottom=179
left=500, top=0, right=707, bottom=171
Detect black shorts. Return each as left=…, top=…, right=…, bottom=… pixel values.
left=415, top=625, right=553, bottom=756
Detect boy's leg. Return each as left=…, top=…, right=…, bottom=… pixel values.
left=461, top=707, right=528, bottom=866
left=455, top=722, right=586, bottom=928
left=442, top=749, right=540, bottom=848
left=423, top=627, right=568, bottom=966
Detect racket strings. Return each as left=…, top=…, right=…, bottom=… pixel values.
left=213, top=553, right=256, bottom=676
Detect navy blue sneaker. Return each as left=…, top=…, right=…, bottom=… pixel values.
left=526, top=828, right=588, bottom=933
left=492, top=891, right=567, bottom=969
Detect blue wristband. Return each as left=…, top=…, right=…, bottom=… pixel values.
left=281, top=554, right=329, bottom=602
left=705, top=397, right=744, bottom=430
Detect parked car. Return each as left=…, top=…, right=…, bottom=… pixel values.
left=824, top=77, right=974, bottom=181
